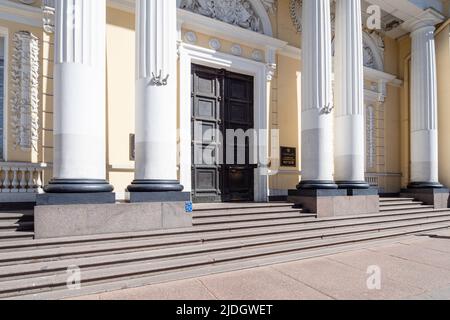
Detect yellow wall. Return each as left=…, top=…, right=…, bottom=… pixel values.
left=437, top=21, right=450, bottom=188
left=381, top=35, right=402, bottom=193
left=269, top=54, right=301, bottom=191
left=397, top=35, right=412, bottom=189
left=105, top=8, right=136, bottom=198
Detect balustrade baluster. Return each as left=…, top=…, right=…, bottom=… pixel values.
left=3, top=168, right=10, bottom=193
left=27, top=168, right=34, bottom=193
left=11, top=168, right=19, bottom=193
left=19, top=169, right=27, bottom=193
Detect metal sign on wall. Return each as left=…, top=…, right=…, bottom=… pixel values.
left=280, top=147, right=297, bottom=167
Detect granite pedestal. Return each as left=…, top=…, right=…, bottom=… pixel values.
left=34, top=202, right=192, bottom=239
left=288, top=188, right=380, bottom=218
left=400, top=188, right=450, bottom=209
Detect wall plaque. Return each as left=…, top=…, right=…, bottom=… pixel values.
left=280, top=147, right=296, bottom=167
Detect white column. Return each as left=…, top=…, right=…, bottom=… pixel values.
left=128, top=0, right=183, bottom=193
left=408, top=24, right=442, bottom=188
left=298, top=0, right=337, bottom=189
left=333, top=0, right=368, bottom=189
left=46, top=0, right=112, bottom=193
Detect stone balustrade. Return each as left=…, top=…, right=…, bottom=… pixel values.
left=0, top=162, right=47, bottom=194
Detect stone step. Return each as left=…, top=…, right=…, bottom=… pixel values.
left=0, top=221, right=34, bottom=232
left=379, top=201, right=424, bottom=207
left=1, top=207, right=448, bottom=252
left=193, top=207, right=304, bottom=218
left=8, top=231, right=429, bottom=301
left=380, top=204, right=435, bottom=212
left=0, top=232, right=34, bottom=242
left=0, top=212, right=33, bottom=220
left=192, top=212, right=315, bottom=225
left=193, top=202, right=294, bottom=212
left=2, top=215, right=450, bottom=282
left=379, top=197, right=415, bottom=202
left=1, top=211, right=449, bottom=267
left=2, top=221, right=450, bottom=299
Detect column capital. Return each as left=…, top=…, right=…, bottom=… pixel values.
left=402, top=8, right=444, bottom=33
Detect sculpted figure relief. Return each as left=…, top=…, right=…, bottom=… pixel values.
left=180, top=0, right=263, bottom=33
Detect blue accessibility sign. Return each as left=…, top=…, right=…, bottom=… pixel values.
left=185, top=201, right=193, bottom=213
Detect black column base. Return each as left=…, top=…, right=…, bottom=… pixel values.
left=44, top=179, right=114, bottom=194
left=407, top=182, right=444, bottom=189
left=297, top=180, right=338, bottom=190
left=127, top=180, right=187, bottom=203
left=36, top=193, right=116, bottom=206
left=127, top=180, right=184, bottom=193
left=336, top=181, right=370, bottom=190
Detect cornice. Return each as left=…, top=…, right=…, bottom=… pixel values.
left=402, top=8, right=445, bottom=32
left=0, top=0, right=42, bottom=27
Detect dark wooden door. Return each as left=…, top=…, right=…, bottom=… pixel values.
left=191, top=64, right=254, bottom=203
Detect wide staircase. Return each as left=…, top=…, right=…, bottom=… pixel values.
left=0, top=198, right=449, bottom=299
left=0, top=210, right=34, bottom=242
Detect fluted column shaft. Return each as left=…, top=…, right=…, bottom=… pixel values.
left=298, top=0, right=337, bottom=190
left=409, top=25, right=442, bottom=188
left=46, top=0, right=113, bottom=193
left=334, top=0, right=369, bottom=189
left=128, top=0, right=183, bottom=193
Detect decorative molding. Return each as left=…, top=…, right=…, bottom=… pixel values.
left=42, top=0, right=55, bottom=34
left=150, top=70, right=170, bottom=87
left=208, top=38, right=221, bottom=50
left=260, top=0, right=277, bottom=14
left=184, top=31, right=197, bottom=44
left=179, top=9, right=285, bottom=49
left=365, top=104, right=376, bottom=169
left=0, top=0, right=42, bottom=27
left=265, top=63, right=276, bottom=81
left=231, top=44, right=243, bottom=56
left=402, top=8, right=445, bottom=32
left=251, top=50, right=263, bottom=61
left=289, top=0, right=302, bottom=32
left=180, top=0, right=265, bottom=34
left=10, top=31, right=40, bottom=152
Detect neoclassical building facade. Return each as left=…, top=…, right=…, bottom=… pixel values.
left=0, top=0, right=449, bottom=205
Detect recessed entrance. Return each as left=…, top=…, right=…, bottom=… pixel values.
left=191, top=64, right=255, bottom=203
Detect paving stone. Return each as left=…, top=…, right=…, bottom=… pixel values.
left=271, top=256, right=424, bottom=300
left=71, top=279, right=216, bottom=300
left=370, top=242, right=450, bottom=271
left=327, top=248, right=450, bottom=292
left=196, top=267, right=331, bottom=300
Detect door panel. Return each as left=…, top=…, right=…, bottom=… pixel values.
left=191, top=64, right=254, bottom=203
left=222, top=73, right=255, bottom=202
left=191, top=65, right=223, bottom=203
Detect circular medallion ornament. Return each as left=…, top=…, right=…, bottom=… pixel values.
left=231, top=44, right=243, bottom=56
left=184, top=31, right=197, bottom=44
left=209, top=38, right=222, bottom=51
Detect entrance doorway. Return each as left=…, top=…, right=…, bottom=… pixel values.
left=191, top=64, right=255, bottom=203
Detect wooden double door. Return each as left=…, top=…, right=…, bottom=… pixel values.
left=191, top=64, right=255, bottom=203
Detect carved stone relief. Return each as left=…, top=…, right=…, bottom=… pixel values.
left=180, top=0, right=264, bottom=33
left=10, top=31, right=40, bottom=152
